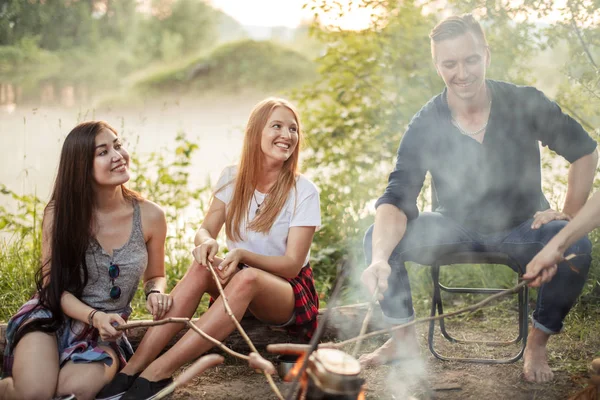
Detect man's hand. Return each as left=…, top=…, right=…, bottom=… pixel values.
left=523, top=246, right=561, bottom=287
left=361, top=260, right=391, bottom=301
left=531, top=209, right=571, bottom=229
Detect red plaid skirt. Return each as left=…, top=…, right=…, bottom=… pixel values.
left=286, top=263, right=319, bottom=340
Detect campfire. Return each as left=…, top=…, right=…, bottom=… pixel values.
left=282, top=348, right=366, bottom=400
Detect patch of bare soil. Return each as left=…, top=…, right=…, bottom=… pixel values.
left=168, top=355, right=590, bottom=400
left=167, top=317, right=599, bottom=400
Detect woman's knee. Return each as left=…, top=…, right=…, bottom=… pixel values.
left=228, top=267, right=260, bottom=295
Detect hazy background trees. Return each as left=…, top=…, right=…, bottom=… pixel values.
left=0, top=0, right=598, bottom=313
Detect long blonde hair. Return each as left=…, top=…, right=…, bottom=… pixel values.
left=224, top=97, right=302, bottom=241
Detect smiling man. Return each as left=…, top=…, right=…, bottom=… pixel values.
left=360, top=14, right=597, bottom=383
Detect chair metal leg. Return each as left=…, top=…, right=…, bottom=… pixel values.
left=427, top=256, right=528, bottom=364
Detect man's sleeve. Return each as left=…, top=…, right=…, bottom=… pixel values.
left=527, top=87, right=596, bottom=162
left=375, top=119, right=429, bottom=221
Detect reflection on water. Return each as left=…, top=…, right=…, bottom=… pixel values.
left=0, top=93, right=268, bottom=207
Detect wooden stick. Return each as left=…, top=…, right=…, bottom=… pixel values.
left=351, top=287, right=379, bottom=357
left=185, top=320, right=250, bottom=361
left=114, top=317, right=190, bottom=330
left=325, top=279, right=529, bottom=348
left=115, top=318, right=251, bottom=362
left=155, top=354, right=224, bottom=399
left=318, top=302, right=370, bottom=313
left=206, top=261, right=283, bottom=400
left=285, top=262, right=350, bottom=400
left=327, top=253, right=580, bottom=349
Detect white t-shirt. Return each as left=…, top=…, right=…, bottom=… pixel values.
left=214, top=165, right=321, bottom=267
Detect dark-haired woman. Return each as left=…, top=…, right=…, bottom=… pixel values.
left=99, top=97, right=321, bottom=400
left=0, top=121, right=172, bottom=400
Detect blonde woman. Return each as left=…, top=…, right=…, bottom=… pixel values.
left=98, top=98, right=321, bottom=400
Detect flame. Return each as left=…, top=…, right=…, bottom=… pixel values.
left=358, top=386, right=366, bottom=400
left=284, top=353, right=307, bottom=382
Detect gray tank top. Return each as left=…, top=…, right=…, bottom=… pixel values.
left=82, top=200, right=148, bottom=315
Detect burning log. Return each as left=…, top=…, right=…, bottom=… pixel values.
left=282, top=348, right=366, bottom=400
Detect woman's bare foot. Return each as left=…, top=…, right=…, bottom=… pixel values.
left=523, top=327, right=553, bottom=383
left=358, top=326, right=420, bottom=367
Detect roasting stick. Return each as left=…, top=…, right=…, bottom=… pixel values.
left=115, top=318, right=251, bottom=361
left=206, top=261, right=284, bottom=400
left=154, top=354, right=225, bottom=399
left=285, top=264, right=350, bottom=400
left=351, top=287, right=379, bottom=358
left=325, top=254, right=579, bottom=350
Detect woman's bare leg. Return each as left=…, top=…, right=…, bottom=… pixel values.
left=0, top=331, right=59, bottom=400
left=139, top=267, right=295, bottom=381
left=120, top=259, right=221, bottom=375
left=56, top=346, right=119, bottom=400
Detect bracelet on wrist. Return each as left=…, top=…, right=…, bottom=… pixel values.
left=145, top=289, right=161, bottom=300
left=87, top=309, right=98, bottom=327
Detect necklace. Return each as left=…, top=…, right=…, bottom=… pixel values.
left=253, top=191, right=266, bottom=215
left=451, top=117, right=489, bottom=136
left=448, top=92, right=492, bottom=136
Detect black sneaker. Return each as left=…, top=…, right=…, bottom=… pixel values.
left=121, top=377, right=174, bottom=400
left=96, top=372, right=141, bottom=400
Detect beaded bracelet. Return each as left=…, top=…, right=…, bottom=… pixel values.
left=88, top=309, right=98, bottom=327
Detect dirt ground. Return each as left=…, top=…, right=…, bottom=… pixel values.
left=157, top=298, right=600, bottom=399
left=166, top=325, right=598, bottom=400
left=167, top=353, right=594, bottom=400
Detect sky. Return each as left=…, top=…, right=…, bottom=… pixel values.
left=206, top=0, right=376, bottom=29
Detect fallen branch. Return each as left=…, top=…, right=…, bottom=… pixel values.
left=351, top=287, right=379, bottom=358
left=325, top=279, right=529, bottom=348
left=206, top=261, right=283, bottom=400
left=326, top=253, right=578, bottom=349
left=285, top=262, right=350, bottom=400
left=115, top=317, right=190, bottom=330
left=115, top=318, right=250, bottom=361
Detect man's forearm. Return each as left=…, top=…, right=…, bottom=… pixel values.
left=371, top=204, right=408, bottom=263
left=563, top=150, right=598, bottom=217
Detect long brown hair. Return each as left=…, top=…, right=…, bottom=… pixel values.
left=14, top=121, right=141, bottom=345
left=224, top=98, right=302, bottom=241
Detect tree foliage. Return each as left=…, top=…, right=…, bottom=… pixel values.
left=295, top=0, right=599, bottom=295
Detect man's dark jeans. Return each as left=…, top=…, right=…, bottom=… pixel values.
left=363, top=212, right=592, bottom=334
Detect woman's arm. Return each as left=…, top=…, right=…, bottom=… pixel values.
left=140, top=200, right=171, bottom=319
left=219, top=226, right=316, bottom=280
left=61, top=291, right=125, bottom=341
left=192, top=198, right=226, bottom=266
left=525, top=190, right=600, bottom=286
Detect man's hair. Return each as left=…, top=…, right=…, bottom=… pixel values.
left=429, top=14, right=488, bottom=58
